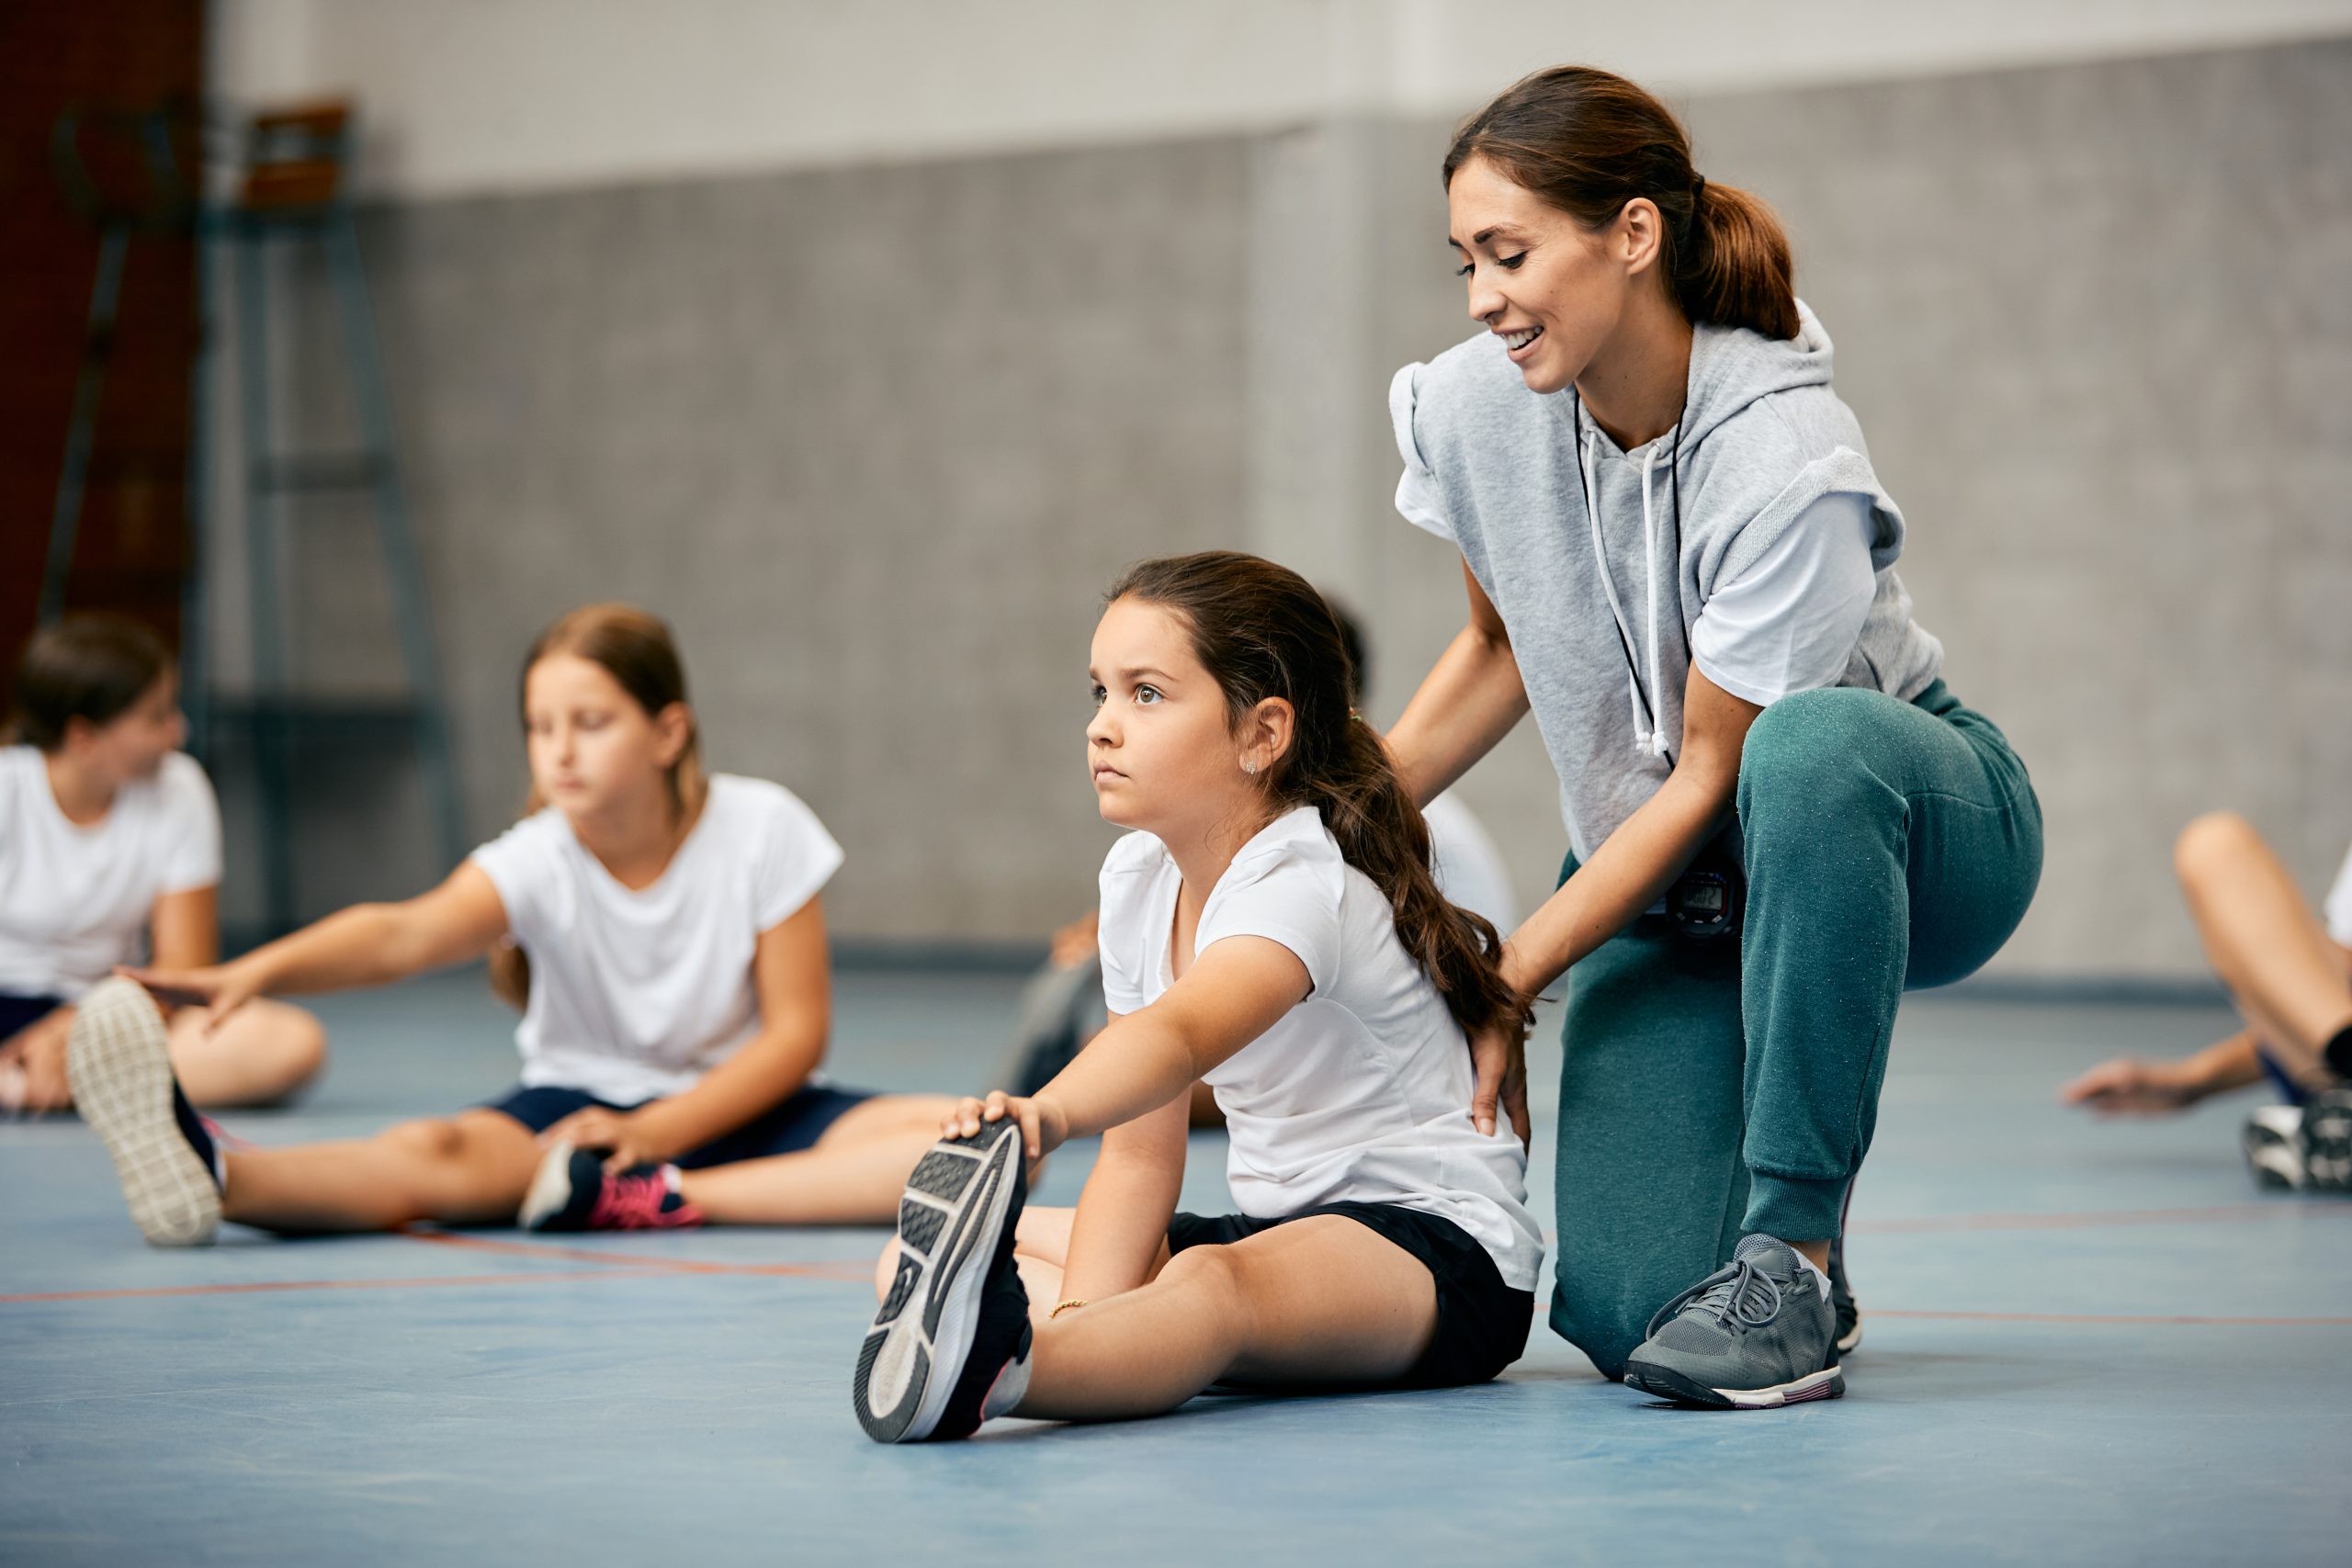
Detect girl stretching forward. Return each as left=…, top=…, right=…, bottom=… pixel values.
left=69, top=604, right=956, bottom=1247
left=854, top=552, right=1544, bottom=1442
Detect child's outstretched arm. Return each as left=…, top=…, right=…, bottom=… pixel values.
left=1056, top=1019, right=1190, bottom=1307
left=547, top=895, right=832, bottom=1170
left=126, top=864, right=511, bottom=1027
left=944, top=934, right=1310, bottom=1161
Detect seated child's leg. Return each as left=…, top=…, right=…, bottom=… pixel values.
left=867, top=1205, right=1161, bottom=1325
left=678, top=1095, right=961, bottom=1225
left=1012, top=1213, right=1437, bottom=1422
left=220, top=1108, right=543, bottom=1234
left=2177, top=813, right=2352, bottom=1081
left=168, top=1000, right=327, bottom=1110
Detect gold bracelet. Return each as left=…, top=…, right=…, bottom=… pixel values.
left=1049, top=1298, right=1089, bottom=1320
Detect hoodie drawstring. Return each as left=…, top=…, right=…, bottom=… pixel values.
left=1638, top=440, right=1670, bottom=761
left=1578, top=413, right=1682, bottom=761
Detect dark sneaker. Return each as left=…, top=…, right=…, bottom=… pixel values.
left=854, top=1120, right=1033, bottom=1443
left=65, top=977, right=223, bottom=1247
left=1623, top=1235, right=1844, bottom=1410
left=2245, top=1103, right=2307, bottom=1190
left=1827, top=1232, right=1860, bottom=1357
left=520, top=1142, right=704, bottom=1232
left=2300, top=1090, right=2352, bottom=1192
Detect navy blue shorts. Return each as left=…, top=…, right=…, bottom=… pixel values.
left=479, top=1082, right=875, bottom=1168
left=0, top=994, right=62, bottom=1041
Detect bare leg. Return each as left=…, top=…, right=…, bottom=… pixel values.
left=1012, top=1214, right=1438, bottom=1422
left=677, top=1095, right=960, bottom=1225
left=220, top=1110, right=543, bottom=1234
left=169, top=1001, right=327, bottom=1109
left=2175, top=814, right=2352, bottom=1083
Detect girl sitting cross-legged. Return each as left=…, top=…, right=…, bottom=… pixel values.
left=852, top=551, right=1544, bottom=1443
left=67, top=603, right=958, bottom=1247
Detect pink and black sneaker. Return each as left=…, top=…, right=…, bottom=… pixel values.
left=520, top=1141, right=705, bottom=1232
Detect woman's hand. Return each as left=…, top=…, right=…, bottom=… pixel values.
left=119, top=961, right=259, bottom=1028
left=1468, top=1015, right=1532, bottom=1145
left=2058, top=1056, right=2210, bottom=1116
left=944, top=1089, right=1069, bottom=1162
left=540, top=1105, right=673, bottom=1172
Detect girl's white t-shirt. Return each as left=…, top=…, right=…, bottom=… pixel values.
left=2326, top=841, right=2352, bottom=947
left=1096, top=805, right=1545, bottom=1292
left=469, top=773, right=842, bottom=1104
left=0, top=746, right=222, bottom=999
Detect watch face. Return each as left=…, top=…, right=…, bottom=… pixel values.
left=1683, top=883, right=1724, bottom=914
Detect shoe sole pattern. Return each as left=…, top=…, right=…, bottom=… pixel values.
left=64, top=978, right=220, bottom=1248
left=853, top=1122, right=1023, bottom=1443
left=1623, top=1361, right=1846, bottom=1410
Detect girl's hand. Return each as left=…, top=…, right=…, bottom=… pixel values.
left=944, top=1089, right=1069, bottom=1162
left=119, top=962, right=257, bottom=1028
left=540, top=1105, right=670, bottom=1172
left=2058, top=1057, right=2208, bottom=1116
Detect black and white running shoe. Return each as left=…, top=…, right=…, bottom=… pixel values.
left=854, top=1120, right=1033, bottom=1442
left=2299, top=1090, right=2352, bottom=1192
left=65, top=977, right=223, bottom=1247
left=1827, top=1232, right=1861, bottom=1357
left=2244, top=1103, right=2307, bottom=1190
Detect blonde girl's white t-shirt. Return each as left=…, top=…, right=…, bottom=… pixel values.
left=469, top=773, right=842, bottom=1104
left=0, top=746, right=222, bottom=998
left=1096, top=805, right=1544, bottom=1292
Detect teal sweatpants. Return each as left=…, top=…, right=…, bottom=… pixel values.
left=1549, top=680, right=2041, bottom=1379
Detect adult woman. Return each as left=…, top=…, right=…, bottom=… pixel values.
left=1384, top=66, right=2042, bottom=1407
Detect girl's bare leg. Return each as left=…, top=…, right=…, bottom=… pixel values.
left=678, top=1095, right=960, bottom=1225
left=220, top=1109, right=543, bottom=1233
left=868, top=1205, right=1167, bottom=1325
left=2176, top=814, right=2352, bottom=1081
left=1012, top=1215, right=1438, bottom=1421
left=169, top=1000, right=328, bottom=1109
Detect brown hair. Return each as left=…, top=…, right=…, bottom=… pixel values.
left=5, top=614, right=175, bottom=752
left=1107, top=552, right=1521, bottom=1040
left=1445, top=65, right=1799, bottom=341
left=487, top=603, right=708, bottom=1009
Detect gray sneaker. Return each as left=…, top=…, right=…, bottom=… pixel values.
left=1623, top=1235, right=1845, bottom=1409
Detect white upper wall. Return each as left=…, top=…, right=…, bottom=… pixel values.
left=214, top=0, right=2352, bottom=199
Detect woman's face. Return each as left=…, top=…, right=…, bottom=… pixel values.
left=74, top=671, right=185, bottom=786
left=522, top=654, right=686, bottom=827
left=1086, top=597, right=1278, bottom=843
left=1447, top=153, right=1649, bottom=395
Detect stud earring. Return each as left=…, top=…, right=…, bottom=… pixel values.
left=1241, top=759, right=1260, bottom=776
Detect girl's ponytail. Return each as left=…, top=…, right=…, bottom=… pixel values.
left=1107, top=552, right=1521, bottom=1041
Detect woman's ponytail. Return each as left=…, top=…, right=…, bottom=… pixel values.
left=1444, top=64, right=1800, bottom=341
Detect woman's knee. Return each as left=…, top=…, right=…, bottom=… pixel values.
left=1736, top=689, right=1892, bottom=817
left=2175, top=811, right=2262, bottom=892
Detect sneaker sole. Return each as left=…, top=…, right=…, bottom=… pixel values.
left=2301, top=1097, right=2352, bottom=1192
left=853, top=1122, right=1023, bottom=1443
left=1623, top=1361, right=1846, bottom=1410
left=65, top=979, right=220, bottom=1247
left=1835, top=1319, right=1863, bottom=1357
left=518, top=1139, right=581, bottom=1231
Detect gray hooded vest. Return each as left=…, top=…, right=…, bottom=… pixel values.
left=1390, top=300, right=1942, bottom=861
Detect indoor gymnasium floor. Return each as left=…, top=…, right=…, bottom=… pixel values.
left=5, top=969, right=2346, bottom=1565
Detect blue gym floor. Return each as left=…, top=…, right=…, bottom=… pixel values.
left=5, top=971, right=2346, bottom=1565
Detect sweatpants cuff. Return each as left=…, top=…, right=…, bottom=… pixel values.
left=1743, top=1169, right=1849, bottom=1244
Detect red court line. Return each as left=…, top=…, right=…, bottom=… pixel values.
left=0, top=1269, right=651, bottom=1304
left=1849, top=1203, right=2352, bottom=1235
left=1871, top=1309, right=2352, bottom=1327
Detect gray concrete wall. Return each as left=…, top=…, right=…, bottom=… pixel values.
left=225, top=38, right=2351, bottom=978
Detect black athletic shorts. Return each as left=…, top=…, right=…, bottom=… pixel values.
left=479, top=1081, right=873, bottom=1168
left=1165, top=1201, right=1534, bottom=1389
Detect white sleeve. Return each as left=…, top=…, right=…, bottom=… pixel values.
left=1690, top=492, right=1879, bottom=707
left=1095, top=832, right=1163, bottom=1016
left=2325, top=844, right=2352, bottom=947
left=1194, top=844, right=1345, bottom=996
left=1389, top=364, right=1454, bottom=542
left=469, top=816, right=560, bottom=947
left=752, top=786, right=844, bottom=931
left=156, top=755, right=223, bottom=894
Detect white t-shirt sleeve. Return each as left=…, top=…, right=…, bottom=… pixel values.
left=1193, top=837, right=1346, bottom=997
left=2325, top=843, right=2352, bottom=947
left=469, top=813, right=565, bottom=944
left=155, top=754, right=223, bottom=894
left=750, top=785, right=844, bottom=931
left=1389, top=364, right=1454, bottom=542
left=1690, top=491, right=1879, bottom=707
